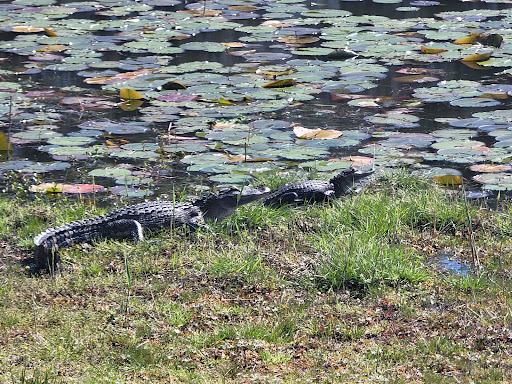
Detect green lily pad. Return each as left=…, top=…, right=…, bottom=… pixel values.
left=46, top=146, right=93, bottom=157
left=209, top=173, right=253, bottom=184
left=109, top=186, right=153, bottom=198
left=187, top=163, right=238, bottom=174
left=431, top=140, right=485, bottom=150
left=301, top=9, right=351, bottom=18
left=449, top=118, right=498, bottom=128
left=89, top=167, right=132, bottom=179
left=276, top=145, right=330, bottom=160
left=115, top=176, right=154, bottom=186
left=12, top=129, right=62, bottom=142
left=47, top=136, right=94, bottom=146
left=299, top=160, right=353, bottom=171
left=450, top=98, right=501, bottom=108
left=366, top=113, right=420, bottom=128
left=0, top=160, right=70, bottom=173
left=473, top=172, right=512, bottom=190
left=181, top=153, right=226, bottom=165
left=112, top=151, right=159, bottom=160
left=431, top=129, right=477, bottom=139
left=180, top=42, right=226, bottom=52
left=291, top=47, right=336, bottom=56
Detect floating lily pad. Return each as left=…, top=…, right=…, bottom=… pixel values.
left=47, top=136, right=94, bottom=146
left=112, top=151, right=159, bottom=160
left=473, top=172, right=512, bottom=190
left=469, top=164, right=512, bottom=173
left=431, top=129, right=477, bottom=139
left=450, top=97, right=501, bottom=108
left=115, top=176, right=154, bottom=186
left=209, top=173, right=253, bottom=184
left=107, top=123, right=149, bottom=135
left=0, top=160, right=70, bottom=173
left=250, top=120, right=292, bottom=130
left=299, top=160, right=353, bottom=171
left=449, top=117, right=498, bottom=128
left=433, top=175, right=465, bottom=186
left=89, top=167, right=132, bottom=179
left=109, top=186, right=153, bottom=198
left=181, top=153, right=226, bottom=165
left=366, top=113, right=420, bottom=128
left=431, top=140, right=485, bottom=150
left=187, top=162, right=239, bottom=174
left=12, top=129, right=62, bottom=142
left=291, top=47, right=336, bottom=56
left=473, top=109, right=512, bottom=122
left=46, top=146, right=93, bottom=157
left=276, top=145, right=330, bottom=160
left=180, top=42, right=226, bottom=52
left=413, top=80, right=483, bottom=102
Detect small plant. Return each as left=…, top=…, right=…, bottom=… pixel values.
left=12, top=369, right=59, bottom=384
left=259, top=350, right=292, bottom=365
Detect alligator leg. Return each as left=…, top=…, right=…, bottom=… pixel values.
left=31, top=246, right=60, bottom=274
left=265, top=191, right=299, bottom=206
left=323, top=190, right=335, bottom=199
left=102, top=219, right=144, bottom=242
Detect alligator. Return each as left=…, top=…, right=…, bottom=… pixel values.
left=263, top=167, right=373, bottom=207
left=31, top=186, right=270, bottom=272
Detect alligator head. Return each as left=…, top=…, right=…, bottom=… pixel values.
left=199, top=186, right=271, bottom=221
left=330, top=167, right=374, bottom=197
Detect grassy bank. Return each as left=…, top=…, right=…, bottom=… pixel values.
left=1, top=171, right=512, bottom=383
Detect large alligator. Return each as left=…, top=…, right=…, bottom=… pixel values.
left=31, top=186, right=270, bottom=272
left=263, top=167, right=373, bottom=207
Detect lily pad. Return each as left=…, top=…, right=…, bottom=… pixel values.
left=12, top=129, right=62, bottom=142
left=299, top=160, right=353, bottom=171
left=0, top=160, right=71, bottom=173
left=89, top=167, right=132, bottom=179
left=450, top=97, right=501, bottom=108
left=180, top=42, right=226, bottom=52
left=473, top=172, right=512, bottom=190
left=47, top=136, right=94, bottom=146
left=209, top=173, right=253, bottom=184
left=109, top=186, right=153, bottom=198
left=366, top=113, right=420, bottom=128
left=469, top=164, right=512, bottom=173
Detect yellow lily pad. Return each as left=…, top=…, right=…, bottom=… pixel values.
left=0, top=132, right=12, bottom=152
left=119, top=99, right=144, bottom=111
left=433, top=175, right=466, bottom=186
left=262, top=79, right=296, bottom=88
left=44, top=28, right=58, bottom=37
left=420, top=46, right=447, bottom=54
left=461, top=52, right=493, bottom=62
left=120, top=88, right=144, bottom=100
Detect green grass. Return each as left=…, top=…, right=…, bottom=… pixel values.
left=1, top=171, right=512, bottom=382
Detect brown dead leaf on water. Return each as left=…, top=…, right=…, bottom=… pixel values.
left=293, top=125, right=343, bottom=140
left=220, top=153, right=251, bottom=162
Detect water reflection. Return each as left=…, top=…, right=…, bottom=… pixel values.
left=434, top=253, right=471, bottom=275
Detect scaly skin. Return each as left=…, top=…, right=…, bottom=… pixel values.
left=263, top=167, right=373, bottom=207
left=32, top=186, right=270, bottom=272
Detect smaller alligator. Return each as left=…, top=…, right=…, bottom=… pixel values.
left=263, top=167, right=373, bottom=207
left=31, top=186, right=270, bottom=272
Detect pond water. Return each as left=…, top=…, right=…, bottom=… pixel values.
left=434, top=253, right=471, bottom=276
left=1, top=0, right=512, bottom=197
